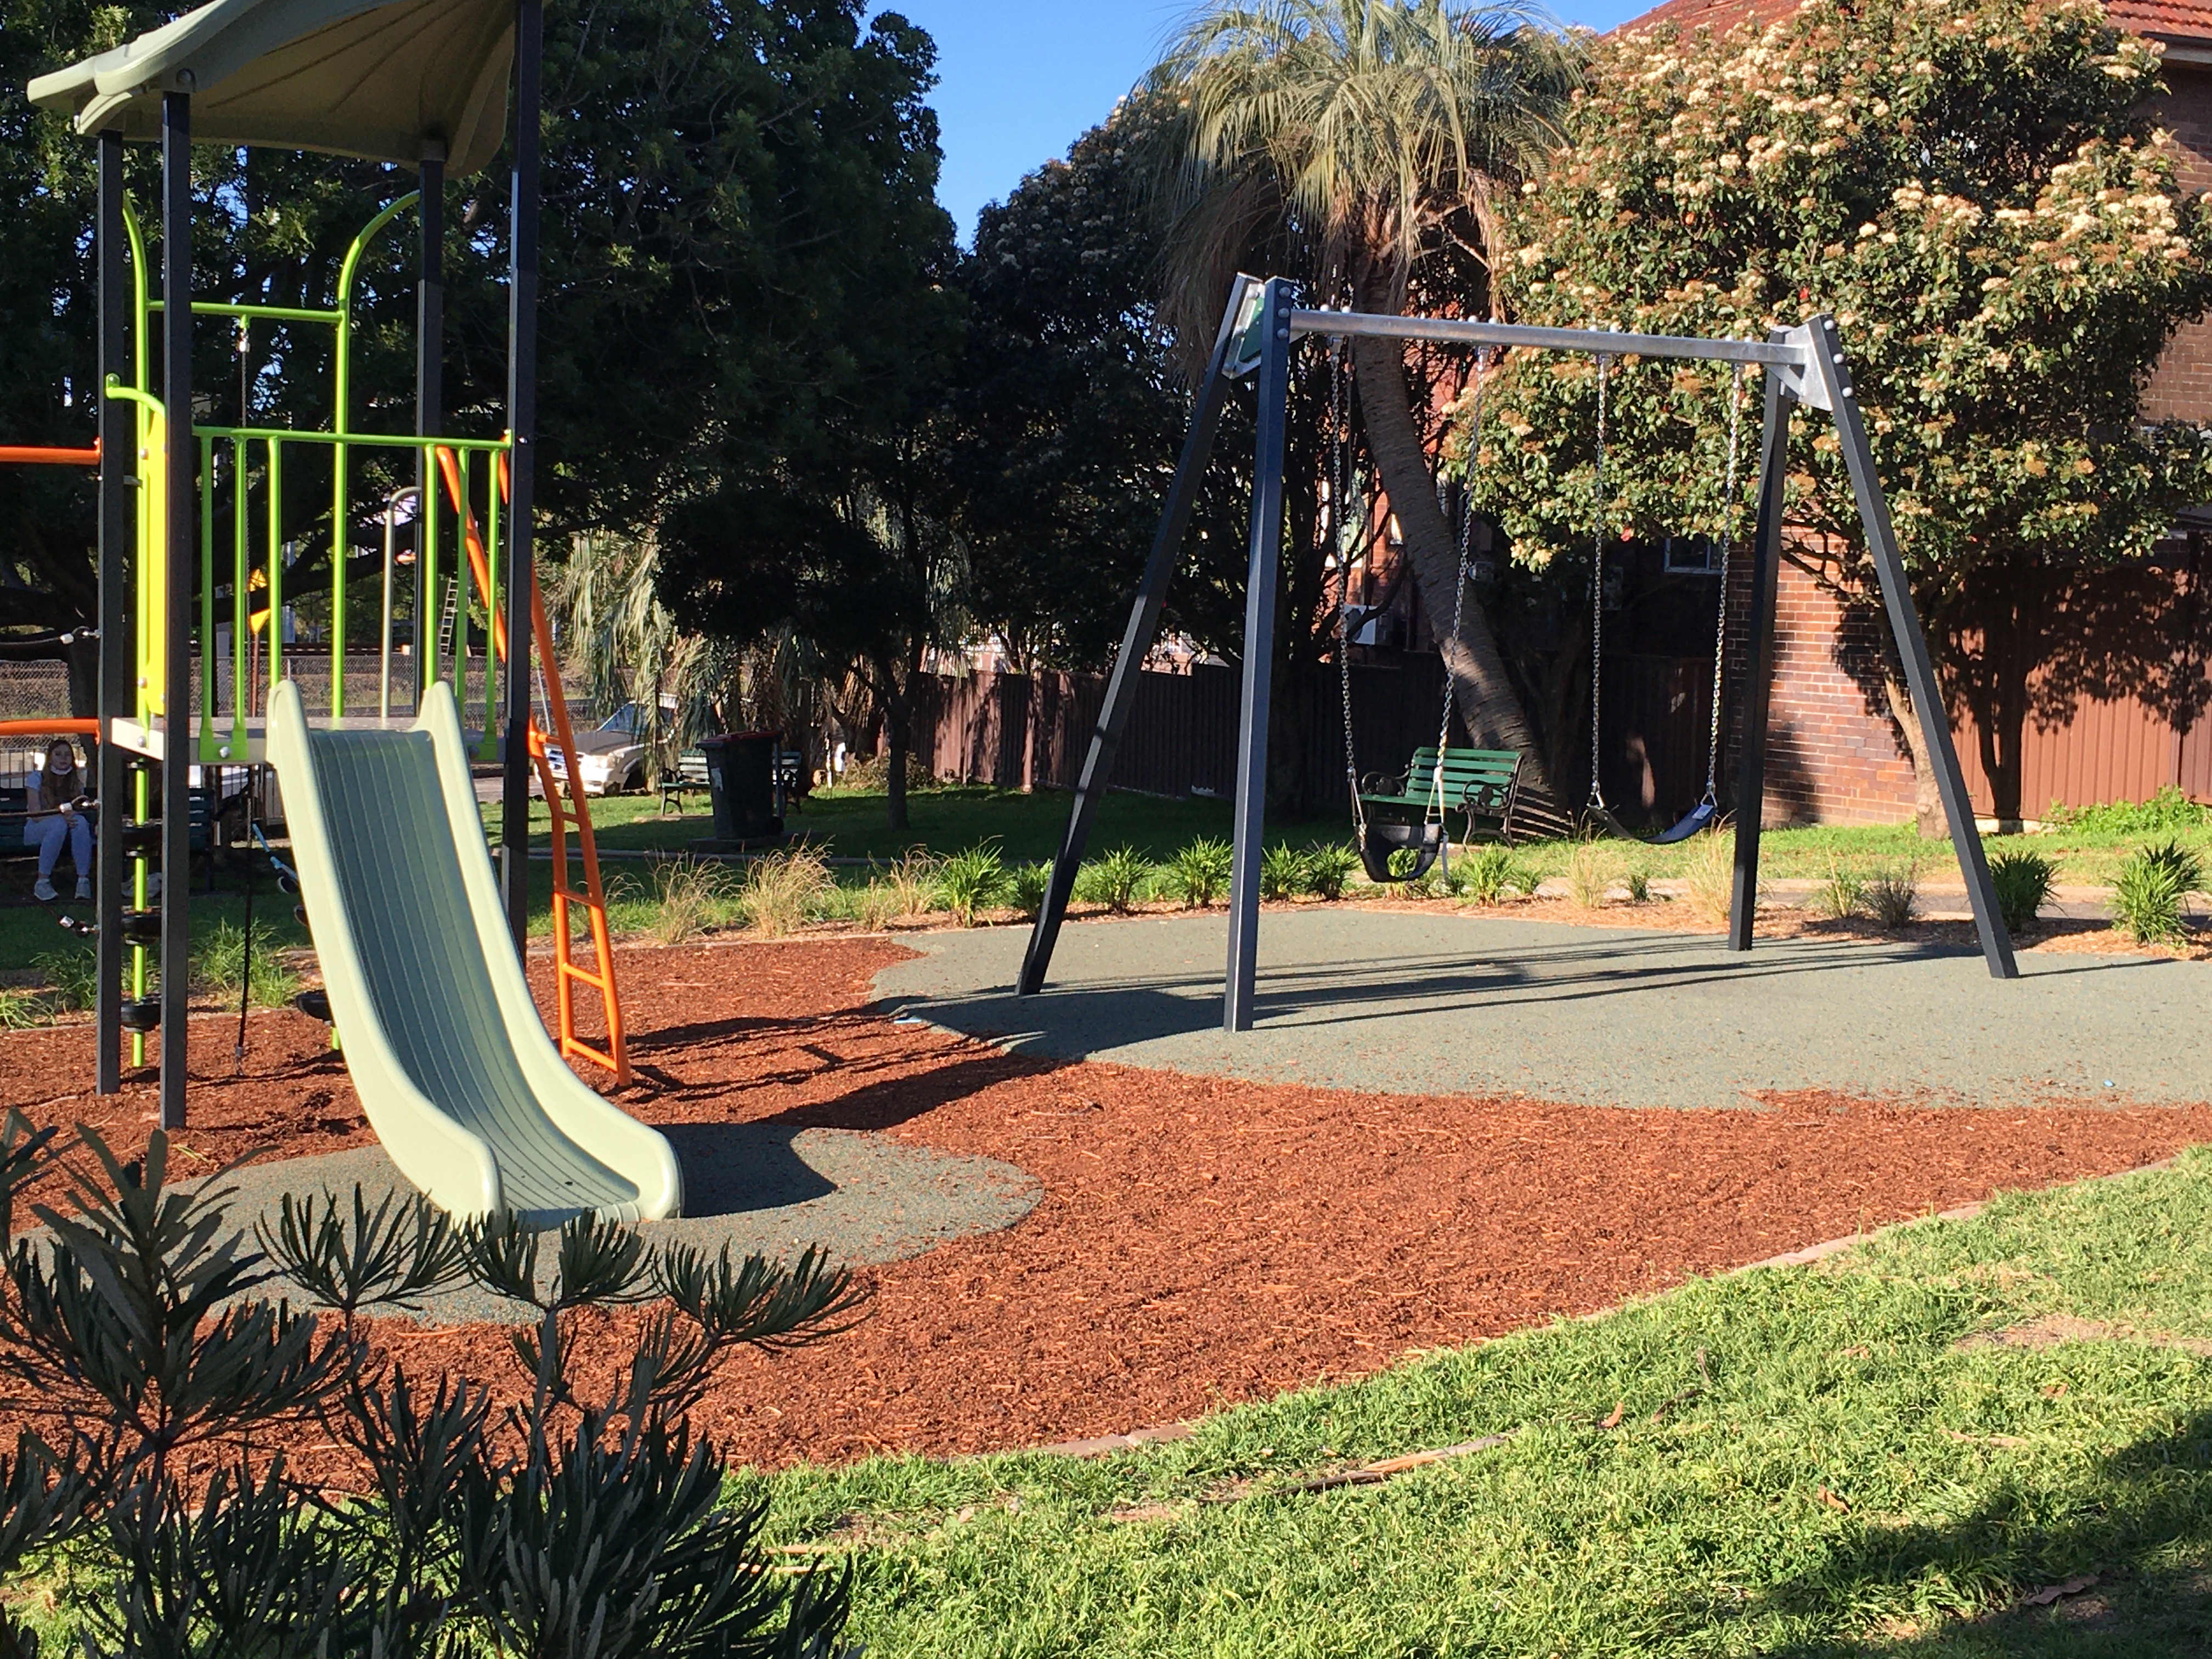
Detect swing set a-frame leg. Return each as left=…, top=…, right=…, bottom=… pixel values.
left=1017, top=275, right=1263, bottom=998
left=1729, top=317, right=2016, bottom=980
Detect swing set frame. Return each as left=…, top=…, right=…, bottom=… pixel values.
left=1019, top=274, right=2018, bottom=1033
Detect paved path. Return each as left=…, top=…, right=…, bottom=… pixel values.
left=207, top=1125, right=1039, bottom=1327
left=876, top=909, right=2212, bottom=1112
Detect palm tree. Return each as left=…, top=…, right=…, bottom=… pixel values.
left=1150, top=0, right=1578, bottom=782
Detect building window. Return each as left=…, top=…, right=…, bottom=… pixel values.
left=1662, top=534, right=1719, bottom=574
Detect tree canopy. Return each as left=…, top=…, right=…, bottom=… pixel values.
left=1464, top=0, right=2212, bottom=822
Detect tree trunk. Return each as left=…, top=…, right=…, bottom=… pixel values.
left=876, top=651, right=911, bottom=833
left=1347, top=273, right=1551, bottom=804
left=1880, top=668, right=1948, bottom=839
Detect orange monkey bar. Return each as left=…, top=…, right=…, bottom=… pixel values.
left=0, top=719, right=99, bottom=738
left=432, top=444, right=629, bottom=1087
left=0, top=441, right=100, bottom=466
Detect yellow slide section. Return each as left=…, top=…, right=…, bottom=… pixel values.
left=266, top=680, right=680, bottom=1226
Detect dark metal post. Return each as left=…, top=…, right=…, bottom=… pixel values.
left=160, top=93, right=193, bottom=1129
left=501, top=0, right=542, bottom=952
left=413, top=144, right=444, bottom=714
left=1017, top=275, right=1259, bottom=997
left=1729, top=343, right=1790, bottom=951
left=1223, top=278, right=1297, bottom=1033
left=95, top=130, right=129, bottom=1094
left=1808, top=315, right=2017, bottom=978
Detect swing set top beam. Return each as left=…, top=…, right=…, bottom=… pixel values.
left=1288, top=308, right=1810, bottom=367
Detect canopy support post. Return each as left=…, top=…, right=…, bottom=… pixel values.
left=501, top=0, right=541, bottom=954
left=414, top=142, right=444, bottom=717
left=160, top=90, right=192, bottom=1130
left=95, top=128, right=128, bottom=1096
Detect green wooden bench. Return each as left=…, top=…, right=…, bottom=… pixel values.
left=1357, top=746, right=1525, bottom=847
left=657, top=749, right=710, bottom=817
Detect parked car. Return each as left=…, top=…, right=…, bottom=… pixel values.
left=543, top=702, right=663, bottom=795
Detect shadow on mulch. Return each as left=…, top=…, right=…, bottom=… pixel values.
left=5, top=935, right=2212, bottom=1477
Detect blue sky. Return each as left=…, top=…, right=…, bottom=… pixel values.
left=882, top=1, right=1651, bottom=244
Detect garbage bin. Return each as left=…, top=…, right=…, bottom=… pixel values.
left=700, top=730, right=785, bottom=844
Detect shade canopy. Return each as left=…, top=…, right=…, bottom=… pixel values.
left=28, top=0, right=514, bottom=177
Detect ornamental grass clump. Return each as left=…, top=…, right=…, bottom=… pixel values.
left=1077, top=846, right=1152, bottom=913
left=743, top=847, right=833, bottom=938
left=1566, top=841, right=1618, bottom=910
left=1305, top=842, right=1358, bottom=900
left=648, top=855, right=736, bottom=945
left=1684, top=828, right=1736, bottom=925
left=0, top=1113, right=866, bottom=1658
left=1865, top=862, right=1921, bottom=931
left=1989, top=847, right=2057, bottom=935
left=1009, top=861, right=1053, bottom=920
left=190, top=918, right=302, bottom=1008
left=883, top=850, right=943, bottom=918
left=1260, top=842, right=1309, bottom=901
left=1813, top=864, right=1867, bottom=922
left=2112, top=838, right=2204, bottom=945
left=1458, top=843, right=1519, bottom=906
left=1163, top=836, right=1233, bottom=909
left=938, top=843, right=1009, bottom=927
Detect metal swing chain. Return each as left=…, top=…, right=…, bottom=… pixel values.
left=1702, top=364, right=1747, bottom=805
left=1430, top=347, right=1488, bottom=826
left=1587, top=350, right=1612, bottom=812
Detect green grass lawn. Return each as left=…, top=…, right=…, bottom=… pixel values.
left=753, top=1151, right=2212, bottom=1656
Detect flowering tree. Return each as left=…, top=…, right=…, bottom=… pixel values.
left=1461, top=0, right=2212, bottom=827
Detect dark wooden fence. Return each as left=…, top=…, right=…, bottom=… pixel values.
left=910, top=653, right=1716, bottom=825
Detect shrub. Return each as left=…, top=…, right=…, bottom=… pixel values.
left=2047, top=785, right=2210, bottom=836
left=1865, top=862, right=1921, bottom=930
left=1458, top=843, right=1518, bottom=905
left=1306, top=842, right=1358, bottom=900
left=836, top=750, right=933, bottom=793
left=1260, top=842, right=1310, bottom=901
left=189, top=919, right=300, bottom=1008
left=1077, top=845, right=1152, bottom=913
left=883, top=850, right=943, bottom=917
left=1163, top=837, right=1234, bottom=909
left=1812, top=864, right=1866, bottom=922
left=1566, top=842, right=1618, bottom=910
left=743, top=847, right=833, bottom=938
left=648, top=856, right=736, bottom=945
left=938, top=843, right=1009, bottom=927
left=0, top=1115, right=866, bottom=1658
left=2112, top=838, right=2205, bottom=945
left=1009, top=861, right=1053, bottom=920
left=1623, top=866, right=1652, bottom=904
left=1988, top=848, right=2057, bottom=934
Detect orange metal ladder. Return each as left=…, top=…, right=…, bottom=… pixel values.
left=432, top=445, right=629, bottom=1086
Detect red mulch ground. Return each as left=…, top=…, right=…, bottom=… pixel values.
left=5, top=935, right=2210, bottom=1472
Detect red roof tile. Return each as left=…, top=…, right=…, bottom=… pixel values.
left=1616, top=0, right=2212, bottom=44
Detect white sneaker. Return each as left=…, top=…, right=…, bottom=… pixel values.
left=33, top=878, right=57, bottom=902
left=74, top=877, right=92, bottom=900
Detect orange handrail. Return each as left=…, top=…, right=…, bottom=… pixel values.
left=0, top=441, right=100, bottom=466
left=431, top=444, right=629, bottom=1086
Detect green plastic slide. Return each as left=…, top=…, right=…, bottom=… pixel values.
left=267, top=680, right=681, bottom=1227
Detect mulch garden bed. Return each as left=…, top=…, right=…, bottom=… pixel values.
left=3, top=936, right=2210, bottom=1475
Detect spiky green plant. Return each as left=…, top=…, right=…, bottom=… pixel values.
left=939, top=843, right=1010, bottom=927
left=1163, top=837, right=1234, bottom=909
left=1306, top=842, right=1359, bottom=900
left=1077, top=847, right=1153, bottom=915
left=1260, top=842, right=1310, bottom=901
left=1989, top=848, right=2056, bottom=935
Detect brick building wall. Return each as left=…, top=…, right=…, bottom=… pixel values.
left=2141, top=53, right=2212, bottom=419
